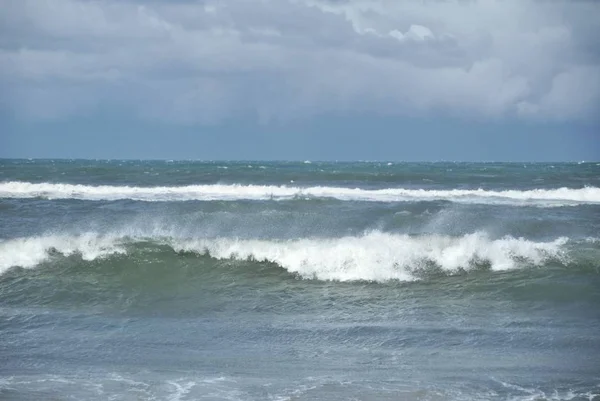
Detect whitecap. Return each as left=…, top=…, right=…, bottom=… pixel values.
left=1, top=181, right=599, bottom=206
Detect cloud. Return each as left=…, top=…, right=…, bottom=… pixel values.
left=0, top=0, right=599, bottom=124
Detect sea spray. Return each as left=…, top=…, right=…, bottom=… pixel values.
left=0, top=231, right=571, bottom=280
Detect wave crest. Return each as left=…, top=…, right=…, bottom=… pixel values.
left=174, top=232, right=568, bottom=281
left=1, top=181, right=599, bottom=206
left=0, top=233, right=127, bottom=271
left=0, top=231, right=571, bottom=281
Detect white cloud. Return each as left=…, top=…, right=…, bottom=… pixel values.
left=405, top=25, right=434, bottom=41
left=0, top=0, right=598, bottom=124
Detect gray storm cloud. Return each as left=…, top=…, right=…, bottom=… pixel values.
left=0, top=0, right=599, bottom=124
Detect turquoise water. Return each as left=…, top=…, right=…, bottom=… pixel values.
left=1, top=160, right=599, bottom=400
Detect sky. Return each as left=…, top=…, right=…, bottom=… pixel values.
left=0, top=0, right=599, bottom=161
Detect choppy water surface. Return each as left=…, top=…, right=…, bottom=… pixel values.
left=1, top=160, right=599, bottom=400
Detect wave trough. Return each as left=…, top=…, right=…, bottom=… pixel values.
left=1, top=181, right=600, bottom=205
left=0, top=231, right=571, bottom=281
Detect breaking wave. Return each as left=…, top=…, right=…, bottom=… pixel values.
left=1, top=181, right=600, bottom=206
left=0, top=231, right=573, bottom=281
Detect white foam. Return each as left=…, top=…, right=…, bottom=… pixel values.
left=1, top=181, right=599, bottom=206
left=496, top=379, right=599, bottom=401
left=173, top=232, right=569, bottom=281
left=0, top=233, right=126, bottom=273
left=0, top=231, right=570, bottom=280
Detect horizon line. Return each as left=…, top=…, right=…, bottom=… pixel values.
left=0, top=158, right=598, bottom=164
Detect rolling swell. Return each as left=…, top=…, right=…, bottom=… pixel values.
left=1, top=181, right=600, bottom=206
left=0, top=231, right=593, bottom=281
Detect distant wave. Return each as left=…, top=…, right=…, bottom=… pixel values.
left=1, top=181, right=600, bottom=206
left=0, top=231, right=574, bottom=281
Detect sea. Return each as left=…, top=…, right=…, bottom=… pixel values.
left=0, top=159, right=599, bottom=401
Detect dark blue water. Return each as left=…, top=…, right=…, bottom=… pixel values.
left=1, top=160, right=599, bottom=400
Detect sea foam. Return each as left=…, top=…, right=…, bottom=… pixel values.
left=0, top=233, right=126, bottom=272
left=173, top=232, right=568, bottom=281
left=1, top=181, right=599, bottom=206
left=0, top=231, right=570, bottom=281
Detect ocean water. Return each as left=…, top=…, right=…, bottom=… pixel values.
left=0, top=159, right=599, bottom=401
